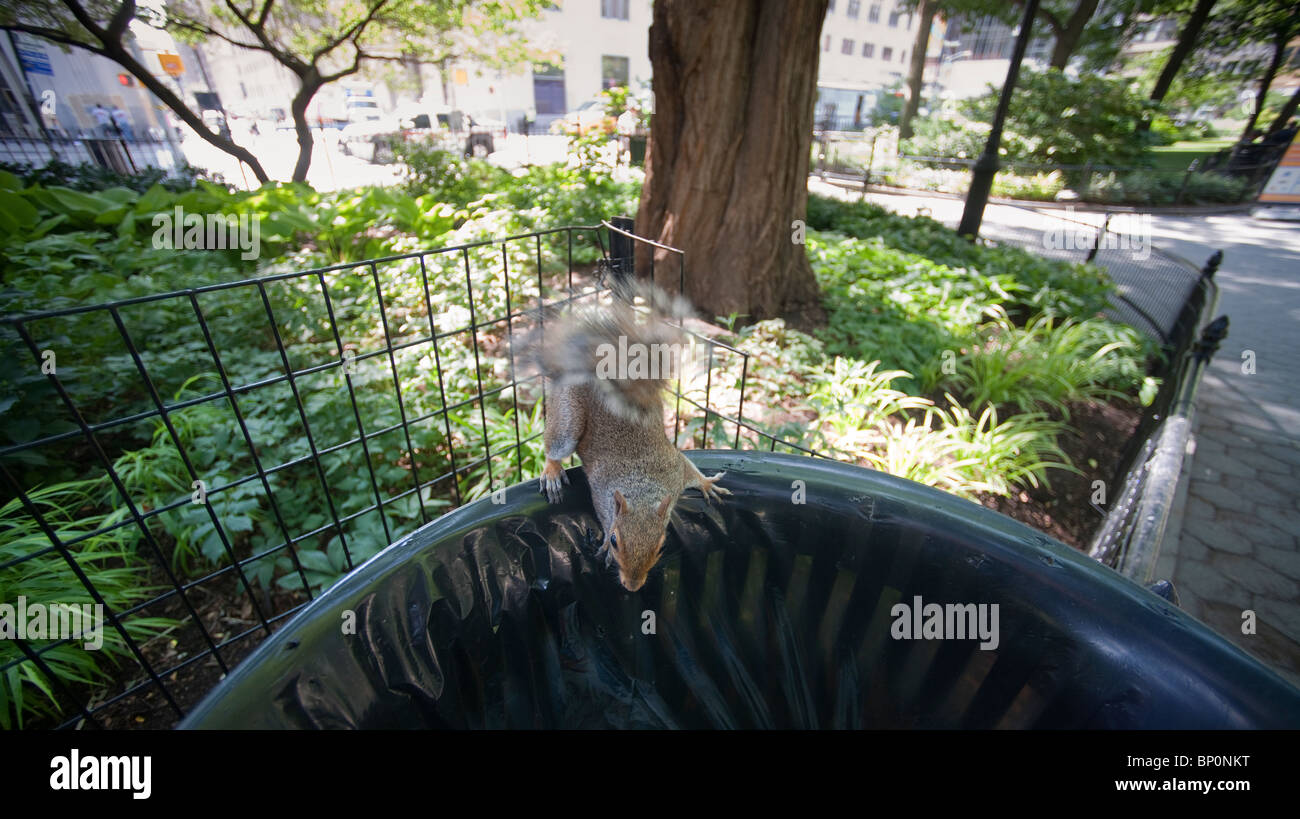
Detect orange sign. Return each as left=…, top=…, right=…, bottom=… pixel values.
left=157, top=53, right=184, bottom=77
left=1259, top=135, right=1300, bottom=204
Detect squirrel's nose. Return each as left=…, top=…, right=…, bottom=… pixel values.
left=621, top=574, right=645, bottom=592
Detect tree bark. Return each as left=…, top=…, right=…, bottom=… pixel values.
left=1267, top=84, right=1300, bottom=134
left=290, top=80, right=320, bottom=184
left=899, top=0, right=936, bottom=140
left=1240, top=32, right=1288, bottom=139
left=634, top=0, right=828, bottom=327
left=1047, top=0, right=1100, bottom=70
left=1150, top=0, right=1217, bottom=104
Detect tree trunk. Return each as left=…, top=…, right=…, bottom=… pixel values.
left=1267, top=84, right=1300, bottom=134
left=1150, top=0, right=1217, bottom=104
left=1047, top=0, right=1100, bottom=70
left=634, top=0, right=828, bottom=327
left=290, top=86, right=317, bottom=184
left=899, top=0, right=937, bottom=140
left=1241, top=33, right=1288, bottom=139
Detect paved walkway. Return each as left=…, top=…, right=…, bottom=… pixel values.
left=1145, top=214, right=1300, bottom=688
left=809, top=181, right=1300, bottom=688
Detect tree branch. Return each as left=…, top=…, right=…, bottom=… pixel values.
left=58, top=0, right=110, bottom=42
left=219, top=0, right=306, bottom=72
left=1, top=23, right=106, bottom=56
left=319, top=45, right=367, bottom=84
left=1009, top=0, right=1062, bottom=35
left=166, top=17, right=266, bottom=52
left=106, top=0, right=135, bottom=41
left=311, top=0, right=391, bottom=67
left=255, top=0, right=276, bottom=27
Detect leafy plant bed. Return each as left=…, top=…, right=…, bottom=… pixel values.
left=2, top=165, right=1160, bottom=729
left=32, top=567, right=299, bottom=729
left=700, top=196, right=1162, bottom=550
left=975, top=398, right=1141, bottom=548
left=0, top=158, right=637, bottom=729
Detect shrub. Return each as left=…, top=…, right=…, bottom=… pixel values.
left=391, top=142, right=509, bottom=205
left=0, top=480, right=176, bottom=728
left=954, top=308, right=1158, bottom=418
left=901, top=115, right=990, bottom=159
left=959, top=68, right=1156, bottom=170
left=1086, top=169, right=1254, bottom=205
left=0, top=159, right=210, bottom=193
left=992, top=170, right=1066, bottom=201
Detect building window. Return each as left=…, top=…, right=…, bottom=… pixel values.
left=882, top=46, right=893, bottom=61
left=868, top=4, right=880, bottom=23
left=824, top=35, right=831, bottom=51
left=847, top=0, right=860, bottom=18
left=862, top=42, right=874, bottom=58
left=888, top=11, right=900, bottom=27
left=532, top=61, right=566, bottom=115
left=828, top=0, right=836, bottom=11
left=841, top=39, right=855, bottom=54
left=901, top=50, right=907, bottom=63
left=601, top=55, right=629, bottom=88
left=600, top=0, right=628, bottom=20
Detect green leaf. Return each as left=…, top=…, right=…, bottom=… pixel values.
left=0, top=191, right=39, bottom=234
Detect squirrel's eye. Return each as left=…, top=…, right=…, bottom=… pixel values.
left=609, top=533, right=619, bottom=551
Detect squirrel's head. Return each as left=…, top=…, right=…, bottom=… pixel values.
left=609, top=490, right=672, bottom=592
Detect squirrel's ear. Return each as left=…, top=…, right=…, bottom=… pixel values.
left=613, top=490, right=628, bottom=516
left=656, top=495, right=672, bottom=518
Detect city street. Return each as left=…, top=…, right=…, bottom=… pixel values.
left=176, top=124, right=573, bottom=190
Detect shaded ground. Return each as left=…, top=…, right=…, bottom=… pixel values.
left=36, top=568, right=305, bottom=730
left=977, top=398, right=1142, bottom=549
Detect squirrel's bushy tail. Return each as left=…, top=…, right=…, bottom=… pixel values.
left=525, top=281, right=697, bottom=424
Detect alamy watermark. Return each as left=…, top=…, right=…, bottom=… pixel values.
left=50, top=749, right=151, bottom=799
left=152, top=206, right=261, bottom=260
left=0, top=596, right=104, bottom=650
left=1043, top=208, right=1151, bottom=261
left=891, top=595, right=999, bottom=650
left=595, top=334, right=701, bottom=380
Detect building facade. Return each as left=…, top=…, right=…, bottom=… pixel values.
left=818, top=0, right=920, bottom=90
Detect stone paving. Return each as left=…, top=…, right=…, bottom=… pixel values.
left=1147, top=214, right=1300, bottom=689
left=808, top=181, right=1300, bottom=690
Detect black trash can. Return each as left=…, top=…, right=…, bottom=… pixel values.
left=181, top=452, right=1300, bottom=729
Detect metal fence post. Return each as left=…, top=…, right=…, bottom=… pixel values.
left=1081, top=161, right=1093, bottom=200
left=609, top=215, right=635, bottom=287
left=1176, top=158, right=1199, bottom=206
left=1086, top=212, right=1111, bottom=263
left=861, top=134, right=877, bottom=200
left=1200, top=249, right=1223, bottom=280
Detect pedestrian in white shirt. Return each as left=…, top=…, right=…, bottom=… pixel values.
left=91, top=104, right=112, bottom=137
left=111, top=107, right=134, bottom=140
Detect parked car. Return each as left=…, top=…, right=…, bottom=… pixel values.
left=554, top=99, right=613, bottom=136
left=340, top=108, right=497, bottom=163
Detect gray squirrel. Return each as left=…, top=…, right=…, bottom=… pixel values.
left=529, top=284, right=729, bottom=591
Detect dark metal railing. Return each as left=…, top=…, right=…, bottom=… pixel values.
left=0, top=134, right=181, bottom=175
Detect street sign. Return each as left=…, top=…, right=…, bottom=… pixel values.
left=1258, top=135, right=1300, bottom=204
left=158, top=53, right=184, bottom=77
left=17, top=48, right=53, bottom=76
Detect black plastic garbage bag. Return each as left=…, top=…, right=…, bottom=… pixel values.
left=181, top=452, right=1300, bottom=729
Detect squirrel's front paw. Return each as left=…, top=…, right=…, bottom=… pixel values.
left=539, top=459, right=569, bottom=504
left=700, top=471, right=732, bottom=503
